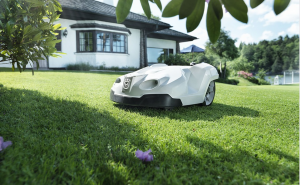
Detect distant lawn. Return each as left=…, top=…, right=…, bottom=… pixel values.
left=282, top=84, right=299, bottom=86
left=230, top=76, right=258, bottom=86
left=0, top=69, right=299, bottom=184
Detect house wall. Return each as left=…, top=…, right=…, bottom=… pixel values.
left=0, top=61, right=11, bottom=68
left=0, top=60, right=41, bottom=69
left=1, top=19, right=180, bottom=69
left=74, top=27, right=140, bottom=68
left=49, top=19, right=77, bottom=68
left=49, top=19, right=141, bottom=68
left=147, top=38, right=177, bottom=53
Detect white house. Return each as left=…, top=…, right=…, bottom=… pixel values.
left=1, top=0, right=197, bottom=69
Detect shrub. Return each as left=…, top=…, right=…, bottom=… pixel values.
left=110, top=66, right=119, bottom=71
left=247, top=76, right=259, bottom=84
left=98, top=65, right=105, bottom=70
left=66, top=63, right=95, bottom=71
left=257, top=68, right=267, bottom=80
left=217, top=67, right=231, bottom=79
left=197, top=53, right=210, bottom=64
left=237, top=71, right=253, bottom=78
left=164, top=54, right=189, bottom=66
left=258, top=79, right=271, bottom=85
left=157, top=55, right=164, bottom=63
left=237, top=70, right=269, bottom=85
left=231, top=57, right=254, bottom=72
left=215, top=78, right=239, bottom=85
left=97, top=65, right=138, bottom=71
left=179, top=52, right=201, bottom=64
left=122, top=67, right=138, bottom=71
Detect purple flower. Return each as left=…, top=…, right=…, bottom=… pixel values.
left=205, top=0, right=210, bottom=3
left=135, top=149, right=153, bottom=162
left=0, top=137, right=12, bottom=151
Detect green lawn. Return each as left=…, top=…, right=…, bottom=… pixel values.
left=230, top=77, right=258, bottom=86
left=0, top=69, right=299, bottom=184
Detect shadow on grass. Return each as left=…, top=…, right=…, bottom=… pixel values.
left=0, top=87, right=297, bottom=184
left=114, top=103, right=259, bottom=121
left=0, top=87, right=147, bottom=184
left=183, top=136, right=298, bottom=184
left=264, top=145, right=299, bottom=163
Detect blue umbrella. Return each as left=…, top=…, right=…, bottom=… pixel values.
left=180, top=45, right=205, bottom=53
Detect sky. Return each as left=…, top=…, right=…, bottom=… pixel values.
left=107, top=0, right=299, bottom=50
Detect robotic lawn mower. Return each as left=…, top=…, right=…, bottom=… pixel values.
left=110, top=63, right=219, bottom=109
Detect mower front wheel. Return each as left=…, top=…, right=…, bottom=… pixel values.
left=201, top=81, right=216, bottom=106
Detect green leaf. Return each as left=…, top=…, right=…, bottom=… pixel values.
left=32, top=32, right=42, bottom=41
left=186, top=0, right=205, bottom=32
left=43, top=39, right=61, bottom=46
left=250, top=0, right=264, bottom=8
left=53, top=0, right=63, bottom=12
left=222, top=0, right=248, bottom=23
left=179, top=0, right=198, bottom=19
left=55, top=51, right=66, bottom=55
left=154, top=0, right=162, bottom=10
left=206, top=0, right=222, bottom=43
left=53, top=23, right=62, bottom=30
left=116, top=0, right=133, bottom=23
left=24, top=0, right=45, bottom=7
left=162, top=0, right=184, bottom=18
left=211, top=0, right=223, bottom=20
left=58, top=27, right=67, bottom=30
left=6, top=22, right=11, bottom=35
left=274, top=0, right=290, bottom=15
left=140, top=0, right=151, bottom=19
left=24, top=25, right=32, bottom=35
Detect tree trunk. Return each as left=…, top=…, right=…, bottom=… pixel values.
left=223, top=61, right=227, bottom=79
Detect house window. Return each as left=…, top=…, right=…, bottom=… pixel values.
left=77, top=31, right=127, bottom=53
left=79, top=32, right=93, bottom=52
left=97, top=32, right=110, bottom=52
left=55, top=30, right=61, bottom=51
left=147, top=48, right=174, bottom=64
left=113, top=34, right=125, bottom=53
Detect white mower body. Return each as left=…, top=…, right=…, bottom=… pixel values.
left=110, top=63, right=219, bottom=108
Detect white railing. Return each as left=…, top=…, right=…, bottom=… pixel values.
left=283, top=70, right=299, bottom=84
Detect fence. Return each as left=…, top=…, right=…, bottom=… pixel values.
left=283, top=70, right=299, bottom=84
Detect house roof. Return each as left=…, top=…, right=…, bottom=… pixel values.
left=58, top=0, right=170, bottom=31
left=148, top=29, right=197, bottom=42
left=57, top=0, right=197, bottom=42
